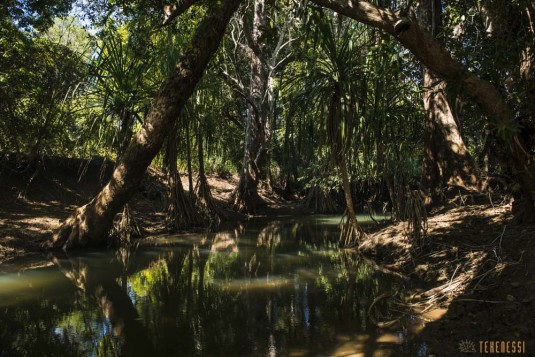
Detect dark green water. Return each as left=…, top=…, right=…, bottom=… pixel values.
left=0, top=216, right=429, bottom=356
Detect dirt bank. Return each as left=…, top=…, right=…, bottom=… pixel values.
left=0, top=157, right=306, bottom=263
left=359, top=199, right=535, bottom=356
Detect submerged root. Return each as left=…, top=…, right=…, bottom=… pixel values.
left=303, top=186, right=338, bottom=213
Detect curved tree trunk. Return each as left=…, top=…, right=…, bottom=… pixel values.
left=49, top=0, right=243, bottom=250
left=312, top=0, right=535, bottom=222
left=418, top=0, right=480, bottom=196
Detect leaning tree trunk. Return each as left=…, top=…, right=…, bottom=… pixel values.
left=418, top=0, right=480, bottom=197
left=311, top=0, right=535, bottom=223
left=50, top=0, right=243, bottom=250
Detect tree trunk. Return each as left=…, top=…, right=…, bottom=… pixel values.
left=328, top=91, right=365, bottom=246
left=195, top=117, right=221, bottom=223
left=185, top=121, right=194, bottom=195
left=165, top=123, right=203, bottom=230
left=50, top=0, right=242, bottom=250
left=231, top=0, right=270, bottom=213
left=312, top=0, right=535, bottom=222
left=418, top=0, right=480, bottom=196
left=481, top=0, right=535, bottom=223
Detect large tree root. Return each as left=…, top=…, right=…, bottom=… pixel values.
left=48, top=202, right=112, bottom=250
left=231, top=175, right=264, bottom=214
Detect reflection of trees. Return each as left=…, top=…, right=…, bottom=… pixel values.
left=1, top=219, right=406, bottom=356
left=52, top=253, right=157, bottom=356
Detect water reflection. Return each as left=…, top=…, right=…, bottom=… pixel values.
left=0, top=216, right=424, bottom=356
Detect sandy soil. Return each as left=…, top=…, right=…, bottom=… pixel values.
left=0, top=158, right=305, bottom=262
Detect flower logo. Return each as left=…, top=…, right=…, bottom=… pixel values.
left=458, top=339, right=476, bottom=353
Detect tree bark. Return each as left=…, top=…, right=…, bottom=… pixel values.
left=50, top=0, right=243, bottom=250
left=311, top=0, right=535, bottom=221
left=481, top=1, right=535, bottom=223
left=418, top=0, right=480, bottom=195
left=185, top=121, right=194, bottom=194
left=232, top=0, right=270, bottom=213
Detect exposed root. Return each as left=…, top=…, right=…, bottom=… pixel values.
left=404, top=189, right=428, bottom=249
left=166, top=173, right=206, bottom=231
left=110, top=204, right=142, bottom=244
left=194, top=173, right=223, bottom=226
left=49, top=202, right=110, bottom=250
left=339, top=209, right=367, bottom=248
left=231, top=173, right=263, bottom=214
left=303, top=186, right=338, bottom=213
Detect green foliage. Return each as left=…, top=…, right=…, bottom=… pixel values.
left=0, top=19, right=88, bottom=155
left=1, top=0, right=74, bottom=31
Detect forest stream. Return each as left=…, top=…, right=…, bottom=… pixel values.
left=0, top=216, right=437, bottom=357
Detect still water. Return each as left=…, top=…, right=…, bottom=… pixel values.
left=0, top=216, right=428, bottom=356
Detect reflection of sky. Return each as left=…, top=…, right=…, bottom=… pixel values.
left=127, top=281, right=137, bottom=306
left=52, top=308, right=113, bottom=356
left=303, top=283, right=310, bottom=330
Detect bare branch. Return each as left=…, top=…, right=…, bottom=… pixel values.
left=159, top=0, right=201, bottom=28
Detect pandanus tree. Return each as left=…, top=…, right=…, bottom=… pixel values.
left=292, top=11, right=368, bottom=245
left=85, top=25, right=156, bottom=239
left=90, top=27, right=154, bottom=157
left=50, top=0, right=243, bottom=249
left=190, top=77, right=228, bottom=224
